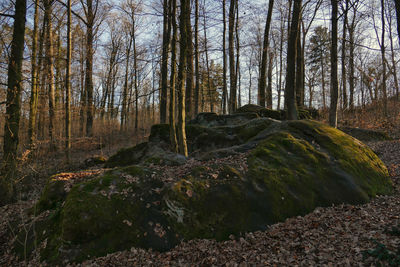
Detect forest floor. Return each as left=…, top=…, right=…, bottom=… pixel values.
left=1, top=123, right=400, bottom=266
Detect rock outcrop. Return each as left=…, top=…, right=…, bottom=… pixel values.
left=22, top=106, right=393, bottom=263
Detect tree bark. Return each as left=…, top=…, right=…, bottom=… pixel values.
left=185, top=0, right=194, bottom=118
left=177, top=0, right=189, bottom=156
left=194, top=0, right=200, bottom=115
left=395, top=0, right=400, bottom=47
left=285, top=0, right=301, bottom=120
left=160, top=0, right=170, bottom=124
left=1, top=0, right=27, bottom=205
left=85, top=0, right=95, bottom=137
left=329, top=0, right=339, bottom=128
left=65, top=0, right=72, bottom=160
left=44, top=0, right=56, bottom=149
left=228, top=0, right=237, bottom=113
left=258, top=0, right=274, bottom=107
left=28, top=0, right=39, bottom=148
left=222, top=0, right=227, bottom=114
left=169, top=0, right=178, bottom=152
left=381, top=0, right=388, bottom=117
left=266, top=51, right=273, bottom=108
left=341, top=0, right=348, bottom=110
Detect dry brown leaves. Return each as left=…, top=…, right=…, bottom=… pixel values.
left=1, top=141, right=400, bottom=266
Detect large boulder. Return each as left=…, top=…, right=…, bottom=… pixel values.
left=23, top=114, right=393, bottom=264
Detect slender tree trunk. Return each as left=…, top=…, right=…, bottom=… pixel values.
left=277, top=11, right=284, bottom=110
left=295, top=22, right=304, bottom=108
left=341, top=0, right=348, bottom=110
left=395, top=0, right=400, bottom=47
left=44, top=0, right=56, bottom=149
left=160, top=0, right=170, bottom=124
left=222, top=0, right=227, bottom=114
left=266, top=51, right=273, bottom=108
left=381, top=0, right=388, bottom=117
left=203, top=1, right=213, bottom=112
left=235, top=4, right=241, bottom=107
left=177, top=0, right=189, bottom=156
left=85, top=0, right=95, bottom=137
left=28, top=0, right=39, bottom=148
left=185, top=0, right=194, bottom=118
left=169, top=0, right=178, bottom=152
left=258, top=0, right=274, bottom=107
left=285, top=0, right=301, bottom=120
left=194, top=0, right=200, bottom=115
left=329, top=0, right=339, bottom=128
left=121, top=35, right=132, bottom=131
left=228, top=0, right=237, bottom=113
left=348, top=21, right=355, bottom=110
left=1, top=0, right=27, bottom=205
left=65, top=0, right=72, bottom=160
left=388, top=8, right=399, bottom=99
left=321, top=50, right=326, bottom=109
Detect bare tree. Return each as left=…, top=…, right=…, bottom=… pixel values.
left=285, top=0, right=302, bottom=120
left=160, top=0, right=170, bottom=124
left=329, top=0, right=339, bottom=127
left=258, top=0, right=274, bottom=108
left=1, top=0, right=27, bottom=205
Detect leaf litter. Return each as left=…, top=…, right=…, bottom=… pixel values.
left=0, top=140, right=399, bottom=266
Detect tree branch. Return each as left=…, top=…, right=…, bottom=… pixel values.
left=0, top=12, right=14, bottom=18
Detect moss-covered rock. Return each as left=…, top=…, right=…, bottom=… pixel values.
left=339, top=127, right=392, bottom=142
left=28, top=115, right=393, bottom=264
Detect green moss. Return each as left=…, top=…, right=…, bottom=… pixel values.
left=149, top=124, right=170, bottom=143
left=35, top=178, right=66, bottom=213
left=105, top=142, right=148, bottom=168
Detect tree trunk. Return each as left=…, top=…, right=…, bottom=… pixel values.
left=177, top=0, right=189, bottom=156
left=203, top=1, right=213, bottom=112
left=44, top=0, right=56, bottom=149
left=258, top=0, right=274, bottom=107
left=85, top=0, right=95, bottom=137
left=160, top=0, right=170, bottom=124
left=28, top=0, right=39, bottom=148
left=395, top=0, right=400, bottom=47
left=329, top=0, right=339, bottom=128
left=222, top=0, right=227, bottom=114
left=388, top=5, right=399, bottom=99
left=341, top=0, right=348, bottom=110
left=235, top=4, right=241, bottom=107
left=1, top=0, right=27, bottom=205
left=381, top=0, right=388, bottom=117
left=285, top=0, right=301, bottom=120
left=194, top=0, right=200, bottom=115
left=348, top=20, right=355, bottom=111
left=169, top=0, right=178, bottom=152
left=266, top=51, right=273, bottom=108
left=65, top=0, right=72, bottom=160
left=185, top=0, right=194, bottom=118
left=228, top=0, right=237, bottom=113
left=295, top=23, right=304, bottom=108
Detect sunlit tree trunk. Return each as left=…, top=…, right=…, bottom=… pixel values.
left=169, top=0, right=178, bottom=152
left=177, top=0, right=189, bottom=156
